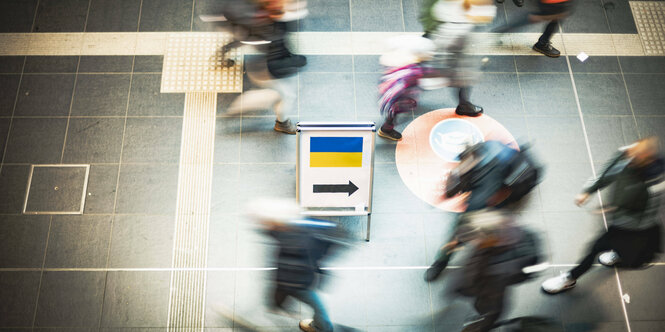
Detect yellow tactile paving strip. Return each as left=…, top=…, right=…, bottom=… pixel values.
left=0, top=32, right=661, bottom=57
left=161, top=33, right=243, bottom=93
left=630, top=1, right=665, bottom=55
left=167, top=92, right=217, bottom=329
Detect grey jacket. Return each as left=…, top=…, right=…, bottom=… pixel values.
left=582, top=151, right=664, bottom=230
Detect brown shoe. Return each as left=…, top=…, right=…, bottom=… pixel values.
left=274, top=119, right=296, bottom=134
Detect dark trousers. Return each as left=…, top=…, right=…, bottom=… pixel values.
left=569, top=231, right=614, bottom=279
left=274, top=286, right=333, bottom=332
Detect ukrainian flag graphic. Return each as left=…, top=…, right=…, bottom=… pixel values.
left=310, top=137, right=363, bottom=167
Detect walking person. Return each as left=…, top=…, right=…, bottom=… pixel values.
left=425, top=140, right=543, bottom=281
left=542, top=137, right=664, bottom=294
left=492, top=0, right=575, bottom=57
left=419, top=0, right=497, bottom=117
left=247, top=198, right=340, bottom=332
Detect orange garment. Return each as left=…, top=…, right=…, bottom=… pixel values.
left=259, top=0, right=286, bottom=19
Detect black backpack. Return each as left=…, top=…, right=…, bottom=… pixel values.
left=500, top=145, right=543, bottom=206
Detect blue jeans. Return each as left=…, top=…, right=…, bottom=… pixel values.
left=274, top=287, right=333, bottom=332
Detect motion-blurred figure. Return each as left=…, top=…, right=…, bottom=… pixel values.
left=492, top=0, right=575, bottom=57
left=542, top=137, right=664, bottom=294
left=443, top=209, right=546, bottom=331
left=226, top=54, right=299, bottom=134
left=419, top=0, right=497, bottom=117
left=247, top=198, right=340, bottom=332
left=377, top=36, right=434, bottom=141
left=425, top=140, right=543, bottom=281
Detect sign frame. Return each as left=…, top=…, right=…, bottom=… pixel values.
left=296, top=121, right=376, bottom=241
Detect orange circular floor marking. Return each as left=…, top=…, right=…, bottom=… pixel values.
left=395, top=108, right=518, bottom=212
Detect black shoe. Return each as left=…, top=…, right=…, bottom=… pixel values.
left=496, top=0, right=505, bottom=3
left=424, top=259, right=449, bottom=282
left=512, top=0, right=524, bottom=6
left=533, top=42, right=561, bottom=58
left=378, top=127, right=402, bottom=141
left=455, top=103, right=484, bottom=117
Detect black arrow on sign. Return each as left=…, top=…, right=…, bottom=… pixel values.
left=313, top=181, right=359, bottom=196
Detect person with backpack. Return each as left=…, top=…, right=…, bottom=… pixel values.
left=491, top=0, right=575, bottom=57
left=444, top=209, right=545, bottom=331
left=425, top=140, right=543, bottom=282
left=542, top=137, right=664, bottom=294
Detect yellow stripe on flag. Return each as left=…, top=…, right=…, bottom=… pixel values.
left=310, top=152, right=362, bottom=167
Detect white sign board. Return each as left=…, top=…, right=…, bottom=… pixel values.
left=296, top=122, right=376, bottom=216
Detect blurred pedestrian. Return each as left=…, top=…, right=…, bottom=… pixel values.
left=425, top=140, right=543, bottom=281
left=377, top=36, right=435, bottom=141
left=542, top=137, right=664, bottom=294
left=492, top=0, right=575, bottom=57
left=247, top=198, right=340, bottom=332
left=226, top=54, right=298, bottom=134
left=419, top=0, right=497, bottom=117
left=445, top=209, right=545, bottom=331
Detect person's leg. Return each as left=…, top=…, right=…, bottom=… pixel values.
left=293, top=289, right=334, bottom=332
left=463, top=287, right=506, bottom=332
left=456, top=87, right=483, bottom=116
left=532, top=20, right=561, bottom=57
left=266, top=75, right=298, bottom=134
left=492, top=12, right=531, bottom=33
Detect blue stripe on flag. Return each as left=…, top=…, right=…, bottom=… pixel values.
left=310, top=137, right=363, bottom=153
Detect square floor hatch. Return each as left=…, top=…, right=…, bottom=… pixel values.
left=23, top=165, right=90, bottom=214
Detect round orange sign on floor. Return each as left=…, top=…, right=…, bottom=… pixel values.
left=395, top=109, right=518, bottom=212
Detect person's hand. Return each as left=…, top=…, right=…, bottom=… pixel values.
left=575, top=192, right=590, bottom=206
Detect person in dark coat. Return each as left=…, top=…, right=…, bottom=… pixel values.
left=542, top=137, right=664, bottom=294
left=248, top=198, right=337, bottom=332
left=443, top=209, right=545, bottom=331
left=425, top=140, right=542, bottom=282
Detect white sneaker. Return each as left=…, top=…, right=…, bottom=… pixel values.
left=299, top=319, right=317, bottom=332
left=541, top=272, right=576, bottom=294
left=599, top=251, right=621, bottom=266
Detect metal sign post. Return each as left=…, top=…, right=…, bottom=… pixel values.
left=296, top=122, right=376, bottom=241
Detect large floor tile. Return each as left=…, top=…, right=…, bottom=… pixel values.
left=299, top=0, right=351, bottom=31
left=363, top=270, right=430, bottom=325
left=0, top=272, right=42, bottom=327
left=100, top=271, right=170, bottom=328
left=213, top=116, right=241, bottom=163
left=634, top=117, right=665, bottom=144
left=71, top=74, right=131, bottom=116
left=138, top=0, right=193, bottom=32
left=300, top=55, right=353, bottom=73
left=538, top=162, right=594, bottom=213
left=32, top=0, right=89, bottom=32
left=24, top=56, right=79, bottom=73
left=108, top=214, right=174, bottom=268
left=526, top=116, right=591, bottom=165
left=471, top=73, right=524, bottom=116
left=515, top=55, right=569, bottom=73
left=133, top=56, right=164, bottom=73
left=351, top=0, right=404, bottom=32
left=619, top=266, right=665, bottom=321
left=44, top=215, right=112, bottom=268
left=0, top=0, right=38, bottom=32
left=0, top=56, right=24, bottom=73
left=128, top=74, right=185, bottom=116
left=83, top=165, right=119, bottom=214
left=210, top=164, right=241, bottom=215
left=574, top=73, right=632, bottom=116
left=63, top=118, right=125, bottom=163
left=14, top=74, right=75, bottom=116
left=371, top=163, right=432, bottom=213
left=85, top=0, right=141, bottom=32
left=0, top=215, right=50, bottom=268
left=34, top=271, right=106, bottom=327
left=0, top=165, right=32, bottom=214
left=78, top=56, right=134, bottom=73
left=519, top=74, right=578, bottom=116
left=114, top=164, right=179, bottom=214
left=207, top=214, right=239, bottom=268
left=3, top=117, right=68, bottom=164
left=562, top=0, right=610, bottom=33
left=623, top=74, right=665, bottom=116
left=402, top=0, right=425, bottom=32
left=569, top=56, right=621, bottom=73
left=204, top=271, right=237, bottom=327
left=354, top=72, right=381, bottom=117
left=121, top=117, right=182, bottom=163
left=236, top=163, right=296, bottom=210
left=618, top=57, right=665, bottom=74
left=604, top=0, right=637, bottom=33
left=557, top=268, right=625, bottom=325
left=363, top=212, right=428, bottom=266
left=299, top=72, right=355, bottom=120
left=0, top=75, right=20, bottom=116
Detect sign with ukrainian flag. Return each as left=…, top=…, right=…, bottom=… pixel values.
left=297, top=122, right=376, bottom=216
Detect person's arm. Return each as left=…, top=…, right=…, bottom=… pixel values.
left=576, top=152, right=628, bottom=206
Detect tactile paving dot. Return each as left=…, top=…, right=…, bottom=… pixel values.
left=161, top=32, right=243, bottom=93
left=630, top=1, right=665, bottom=55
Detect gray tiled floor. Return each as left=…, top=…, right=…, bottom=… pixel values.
left=1, top=1, right=665, bottom=331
